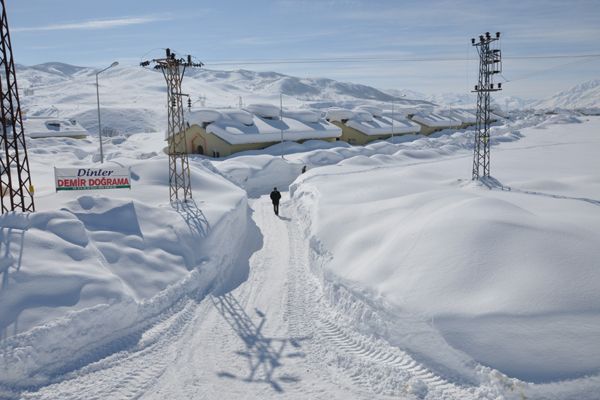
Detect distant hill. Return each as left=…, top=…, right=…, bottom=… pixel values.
left=29, top=62, right=93, bottom=77
left=15, top=63, right=435, bottom=134
left=536, top=80, right=600, bottom=109
left=188, top=68, right=421, bottom=103
left=17, top=63, right=422, bottom=103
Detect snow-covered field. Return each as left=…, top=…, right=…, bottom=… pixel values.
left=0, top=63, right=599, bottom=399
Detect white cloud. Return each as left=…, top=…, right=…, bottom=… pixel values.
left=13, top=15, right=168, bottom=33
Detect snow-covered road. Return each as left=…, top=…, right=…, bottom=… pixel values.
left=141, top=197, right=359, bottom=399
left=18, top=196, right=490, bottom=400
left=18, top=197, right=360, bottom=399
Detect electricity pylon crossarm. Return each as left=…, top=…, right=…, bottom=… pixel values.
left=0, top=0, right=35, bottom=213
left=141, top=49, right=203, bottom=203
left=471, top=31, right=503, bottom=180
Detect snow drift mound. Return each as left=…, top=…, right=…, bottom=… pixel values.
left=73, top=107, right=160, bottom=135
left=289, top=117, right=600, bottom=385
left=0, top=156, right=253, bottom=387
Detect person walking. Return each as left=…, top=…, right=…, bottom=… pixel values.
left=270, top=187, right=281, bottom=216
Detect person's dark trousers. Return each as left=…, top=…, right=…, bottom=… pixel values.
left=273, top=202, right=279, bottom=215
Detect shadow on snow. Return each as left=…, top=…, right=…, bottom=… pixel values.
left=211, top=292, right=309, bottom=393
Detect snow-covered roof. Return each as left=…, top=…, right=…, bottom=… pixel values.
left=186, top=107, right=342, bottom=145
left=244, top=103, right=281, bottom=119
left=392, top=106, right=424, bottom=116
left=347, top=114, right=421, bottom=136
left=351, top=109, right=373, bottom=122
left=577, top=107, right=600, bottom=116
left=410, top=112, right=462, bottom=128
left=437, top=109, right=477, bottom=124
left=186, top=109, right=222, bottom=124
left=282, top=110, right=321, bottom=124
left=24, top=117, right=89, bottom=138
left=325, top=107, right=354, bottom=122
left=490, top=109, right=508, bottom=119
left=325, top=106, right=420, bottom=135
left=355, top=105, right=383, bottom=117
left=223, top=109, right=255, bottom=125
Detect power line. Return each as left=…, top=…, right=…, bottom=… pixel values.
left=203, top=53, right=600, bottom=67
left=500, top=55, right=600, bottom=83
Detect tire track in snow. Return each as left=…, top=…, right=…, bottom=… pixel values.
left=139, top=196, right=362, bottom=400
left=285, top=201, right=488, bottom=399
left=19, top=296, right=210, bottom=400
left=14, top=192, right=501, bottom=400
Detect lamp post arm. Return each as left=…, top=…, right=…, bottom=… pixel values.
left=95, top=62, right=118, bottom=164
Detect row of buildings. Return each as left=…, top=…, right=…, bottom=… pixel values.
left=173, top=104, right=481, bottom=158
left=21, top=104, right=486, bottom=159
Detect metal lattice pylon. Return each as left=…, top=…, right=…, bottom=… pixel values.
left=141, top=49, right=203, bottom=203
left=0, top=0, right=34, bottom=213
left=471, top=32, right=502, bottom=180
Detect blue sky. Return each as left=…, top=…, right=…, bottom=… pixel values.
left=7, top=0, right=600, bottom=99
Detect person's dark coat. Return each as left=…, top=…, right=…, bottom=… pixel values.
left=270, top=189, right=281, bottom=205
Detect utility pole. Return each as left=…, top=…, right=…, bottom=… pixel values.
left=96, top=61, right=118, bottom=164
left=0, top=0, right=34, bottom=213
left=471, top=31, right=502, bottom=180
left=280, top=93, right=284, bottom=159
left=141, top=49, right=203, bottom=203
left=391, top=100, right=395, bottom=140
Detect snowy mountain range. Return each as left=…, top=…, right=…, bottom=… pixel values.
left=535, top=79, right=600, bottom=109
left=16, top=62, right=435, bottom=134
left=15, top=62, right=600, bottom=136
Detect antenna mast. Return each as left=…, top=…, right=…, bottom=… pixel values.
left=471, top=31, right=502, bottom=180
left=141, top=49, right=203, bottom=203
left=0, top=0, right=34, bottom=213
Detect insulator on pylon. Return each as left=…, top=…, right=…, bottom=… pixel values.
left=139, top=47, right=203, bottom=203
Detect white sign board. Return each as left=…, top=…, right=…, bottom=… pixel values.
left=55, top=167, right=131, bottom=191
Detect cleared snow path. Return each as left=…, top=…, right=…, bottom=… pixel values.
left=139, top=196, right=364, bottom=399
left=16, top=197, right=359, bottom=399
left=19, top=195, right=502, bottom=400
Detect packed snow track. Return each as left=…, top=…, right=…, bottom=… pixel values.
left=6, top=196, right=492, bottom=400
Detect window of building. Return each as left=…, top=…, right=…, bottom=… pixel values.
left=46, top=122, right=60, bottom=131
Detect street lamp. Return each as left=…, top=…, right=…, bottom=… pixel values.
left=95, top=61, right=118, bottom=163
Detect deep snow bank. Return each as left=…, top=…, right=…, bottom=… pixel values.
left=212, top=112, right=547, bottom=198
left=0, top=140, right=252, bottom=386
left=289, top=116, right=600, bottom=386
